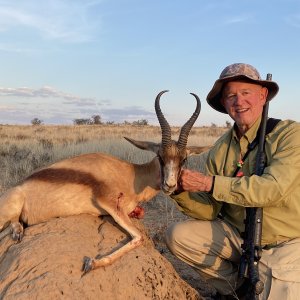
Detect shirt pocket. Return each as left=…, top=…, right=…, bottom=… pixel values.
left=268, top=265, right=300, bottom=300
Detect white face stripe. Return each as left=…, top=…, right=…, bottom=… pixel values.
left=163, top=159, right=178, bottom=186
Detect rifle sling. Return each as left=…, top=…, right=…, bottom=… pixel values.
left=232, top=118, right=281, bottom=177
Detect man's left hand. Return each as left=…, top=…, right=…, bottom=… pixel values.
left=179, top=169, right=214, bottom=193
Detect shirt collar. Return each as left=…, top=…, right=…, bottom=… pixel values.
left=232, top=116, right=262, bottom=144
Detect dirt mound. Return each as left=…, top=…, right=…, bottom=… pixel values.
left=0, top=214, right=201, bottom=300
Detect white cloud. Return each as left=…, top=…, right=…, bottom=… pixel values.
left=0, top=104, right=13, bottom=110
left=0, top=0, right=104, bottom=42
left=0, top=86, right=95, bottom=102
left=0, top=87, right=155, bottom=125
left=224, top=14, right=253, bottom=25
left=0, top=42, right=39, bottom=53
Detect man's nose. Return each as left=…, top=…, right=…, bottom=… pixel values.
left=235, top=93, right=244, bottom=104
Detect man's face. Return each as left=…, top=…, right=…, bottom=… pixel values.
left=221, top=81, right=268, bottom=132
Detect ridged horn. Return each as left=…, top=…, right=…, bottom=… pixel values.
left=155, top=90, right=171, bottom=148
left=177, top=93, right=201, bottom=149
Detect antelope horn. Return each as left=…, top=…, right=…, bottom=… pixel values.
left=177, top=93, right=201, bottom=149
left=155, top=90, right=172, bottom=148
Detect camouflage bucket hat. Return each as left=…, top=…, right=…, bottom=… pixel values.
left=206, top=63, right=279, bottom=114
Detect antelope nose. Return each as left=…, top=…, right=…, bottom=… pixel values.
left=165, top=182, right=176, bottom=189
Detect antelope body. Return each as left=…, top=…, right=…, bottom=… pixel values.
left=0, top=91, right=209, bottom=273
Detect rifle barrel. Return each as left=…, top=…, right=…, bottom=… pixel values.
left=239, top=73, right=273, bottom=298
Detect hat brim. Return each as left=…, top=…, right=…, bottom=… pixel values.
left=207, top=75, right=279, bottom=114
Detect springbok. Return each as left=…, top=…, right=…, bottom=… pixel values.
left=0, top=90, right=210, bottom=274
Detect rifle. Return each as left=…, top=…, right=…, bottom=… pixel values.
left=238, top=74, right=273, bottom=299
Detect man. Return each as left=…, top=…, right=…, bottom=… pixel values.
left=166, top=63, right=300, bottom=299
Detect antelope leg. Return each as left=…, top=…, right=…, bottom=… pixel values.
left=82, top=211, right=143, bottom=274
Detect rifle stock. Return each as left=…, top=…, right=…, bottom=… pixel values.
left=238, top=74, right=273, bottom=299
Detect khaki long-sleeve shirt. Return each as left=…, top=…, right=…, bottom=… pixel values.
left=171, top=117, right=300, bottom=245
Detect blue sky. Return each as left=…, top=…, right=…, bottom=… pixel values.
left=0, top=0, right=299, bottom=126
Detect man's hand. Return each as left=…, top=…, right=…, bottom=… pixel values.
left=179, top=169, right=214, bottom=193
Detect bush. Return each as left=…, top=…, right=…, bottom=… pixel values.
left=132, top=119, right=149, bottom=126
left=31, top=118, right=43, bottom=126
left=73, top=118, right=92, bottom=125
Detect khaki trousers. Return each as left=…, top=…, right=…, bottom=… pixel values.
left=165, top=218, right=300, bottom=299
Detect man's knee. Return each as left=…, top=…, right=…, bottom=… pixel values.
left=165, top=222, right=182, bottom=254
left=165, top=220, right=205, bottom=255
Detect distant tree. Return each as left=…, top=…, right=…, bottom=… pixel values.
left=91, top=114, right=102, bottom=125
left=31, top=118, right=43, bottom=125
left=73, top=115, right=103, bottom=125
left=73, top=118, right=91, bottom=125
left=106, top=121, right=115, bottom=125
left=210, top=122, right=217, bottom=128
left=132, top=119, right=149, bottom=126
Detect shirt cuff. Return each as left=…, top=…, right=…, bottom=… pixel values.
left=212, top=175, right=233, bottom=201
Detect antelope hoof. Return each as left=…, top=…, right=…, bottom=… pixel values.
left=11, top=222, right=24, bottom=242
left=82, top=256, right=95, bottom=274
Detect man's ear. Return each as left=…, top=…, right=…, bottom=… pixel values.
left=186, top=146, right=211, bottom=156
left=260, top=87, right=268, bottom=104
left=124, top=137, right=160, bottom=153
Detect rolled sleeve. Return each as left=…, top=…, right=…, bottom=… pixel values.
left=171, top=191, right=222, bottom=220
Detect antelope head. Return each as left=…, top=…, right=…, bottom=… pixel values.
left=125, top=90, right=210, bottom=195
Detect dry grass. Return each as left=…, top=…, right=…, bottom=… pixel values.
left=0, top=124, right=227, bottom=192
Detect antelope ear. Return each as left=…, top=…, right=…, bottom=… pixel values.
left=186, top=145, right=211, bottom=156
left=124, top=137, right=160, bottom=153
